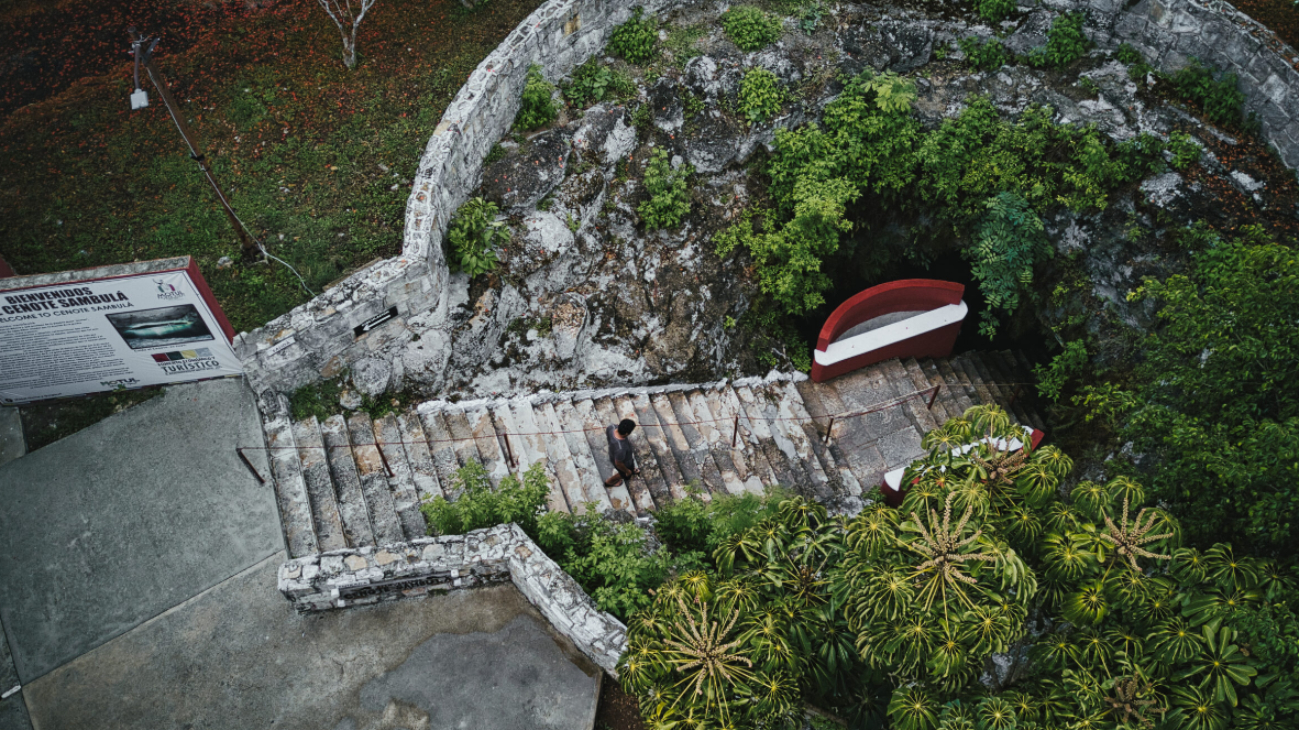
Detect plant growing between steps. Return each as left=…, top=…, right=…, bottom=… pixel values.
left=514, top=63, right=557, bottom=131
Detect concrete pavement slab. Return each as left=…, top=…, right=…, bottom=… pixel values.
left=23, top=554, right=600, bottom=730
left=0, top=695, right=30, bottom=730
left=0, top=408, right=23, bottom=468
left=0, top=378, right=278, bottom=681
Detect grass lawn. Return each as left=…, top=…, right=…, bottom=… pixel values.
left=1, top=0, right=543, bottom=334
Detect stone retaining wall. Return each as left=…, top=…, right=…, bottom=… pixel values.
left=236, top=0, right=683, bottom=396
left=235, top=0, right=1299, bottom=397
left=1081, top=0, right=1299, bottom=167
left=277, top=523, right=628, bottom=676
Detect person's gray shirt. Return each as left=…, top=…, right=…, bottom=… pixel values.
left=606, top=425, right=636, bottom=470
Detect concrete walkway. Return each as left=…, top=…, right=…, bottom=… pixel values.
left=20, top=556, right=598, bottom=730
left=0, top=378, right=601, bottom=729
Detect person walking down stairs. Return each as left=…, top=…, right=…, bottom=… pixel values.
left=604, top=419, right=640, bottom=488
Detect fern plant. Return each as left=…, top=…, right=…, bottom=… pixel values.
left=447, top=197, right=508, bottom=277
left=966, top=191, right=1052, bottom=338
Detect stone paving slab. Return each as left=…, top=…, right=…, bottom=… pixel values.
left=0, top=694, right=29, bottom=730
left=0, top=408, right=23, bottom=469
left=22, top=555, right=599, bottom=730
left=0, top=379, right=279, bottom=681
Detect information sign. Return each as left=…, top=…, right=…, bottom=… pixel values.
left=0, top=257, right=242, bottom=404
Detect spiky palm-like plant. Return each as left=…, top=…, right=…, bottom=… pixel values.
left=1099, top=497, right=1175, bottom=572
left=905, top=491, right=1000, bottom=610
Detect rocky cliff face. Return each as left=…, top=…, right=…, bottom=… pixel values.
left=329, top=0, right=1299, bottom=404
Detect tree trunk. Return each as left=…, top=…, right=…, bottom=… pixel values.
left=340, top=32, right=357, bottom=69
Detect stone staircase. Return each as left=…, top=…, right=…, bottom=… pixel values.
left=260, top=351, right=1045, bottom=558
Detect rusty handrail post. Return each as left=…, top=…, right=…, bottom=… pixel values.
left=1009, top=384, right=1023, bottom=408
left=927, top=385, right=941, bottom=410
left=731, top=415, right=739, bottom=448
left=236, top=448, right=266, bottom=485
left=824, top=416, right=835, bottom=446
left=502, top=432, right=516, bottom=470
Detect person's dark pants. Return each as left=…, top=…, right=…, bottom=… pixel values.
left=605, top=464, right=632, bottom=486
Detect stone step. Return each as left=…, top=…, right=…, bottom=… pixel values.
left=461, top=400, right=511, bottom=484
left=685, top=390, right=749, bottom=496
left=665, top=390, right=732, bottom=496
left=963, top=353, right=1013, bottom=420
left=712, top=385, right=781, bottom=491
left=737, top=381, right=805, bottom=488
left=1003, top=350, right=1047, bottom=431
left=293, top=417, right=348, bottom=552
left=612, top=395, right=672, bottom=507
left=552, top=398, right=616, bottom=513
left=592, top=396, right=655, bottom=515
left=918, top=358, right=965, bottom=421
left=346, top=413, right=406, bottom=547
left=796, top=381, right=864, bottom=497
left=826, top=365, right=911, bottom=441
left=507, top=398, right=570, bottom=515
left=934, top=359, right=977, bottom=415
left=417, top=406, right=465, bottom=499
left=989, top=350, right=1042, bottom=430
left=443, top=406, right=486, bottom=473
left=320, top=414, right=377, bottom=549
left=372, top=414, right=428, bottom=541
left=395, top=411, right=443, bottom=504
left=760, top=380, right=834, bottom=503
left=628, top=392, right=689, bottom=502
left=902, top=358, right=950, bottom=424
left=647, top=392, right=711, bottom=497
left=536, top=401, right=592, bottom=514
left=724, top=384, right=797, bottom=489
left=879, top=358, right=939, bottom=434
left=952, top=355, right=996, bottom=410
left=264, top=411, right=318, bottom=558
left=571, top=397, right=636, bottom=514
left=781, top=380, right=861, bottom=500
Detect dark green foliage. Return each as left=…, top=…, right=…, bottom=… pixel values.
left=653, top=486, right=789, bottom=555
left=1121, top=226, right=1299, bottom=551
left=638, top=148, right=693, bottom=230
left=959, top=36, right=1011, bottom=71
left=421, top=460, right=549, bottom=537
left=447, top=197, right=507, bottom=277
left=562, top=58, right=637, bottom=108
left=967, top=192, right=1053, bottom=337
left=1027, top=12, right=1092, bottom=69
left=608, top=7, right=659, bottom=64
left=1035, top=340, right=1088, bottom=402
left=975, top=0, right=1016, bottom=24
left=1166, top=58, right=1246, bottom=126
left=1167, top=130, right=1203, bottom=169
left=563, top=522, right=677, bottom=619
left=719, top=71, right=919, bottom=314
left=483, top=142, right=507, bottom=167
left=514, top=63, right=557, bottom=131
left=288, top=377, right=345, bottom=422
left=799, top=2, right=825, bottom=34
left=720, top=6, right=783, bottom=51
left=620, top=407, right=1299, bottom=730
left=738, top=67, right=785, bottom=124
left=1114, top=42, right=1144, bottom=66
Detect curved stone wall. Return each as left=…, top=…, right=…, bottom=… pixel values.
left=234, top=0, right=1299, bottom=397
left=1079, top=0, right=1299, bottom=167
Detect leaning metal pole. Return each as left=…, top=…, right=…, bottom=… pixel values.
left=128, top=27, right=258, bottom=261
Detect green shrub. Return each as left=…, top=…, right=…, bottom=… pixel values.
left=563, top=58, right=637, bottom=108
left=799, top=2, right=825, bottom=34
left=514, top=63, right=557, bottom=131
left=1027, top=12, right=1091, bottom=69
left=447, top=197, right=507, bottom=277
left=638, top=148, right=693, bottom=230
left=1034, top=340, right=1088, bottom=402
left=653, top=487, right=788, bottom=555
left=959, top=36, right=1010, bottom=70
left=421, top=460, right=548, bottom=536
left=1167, top=130, right=1202, bottom=169
left=664, top=23, right=706, bottom=67
left=720, top=6, right=783, bottom=51
left=1114, top=42, right=1144, bottom=66
left=738, top=67, right=785, bottom=123
left=608, top=7, right=659, bottom=64
left=967, top=191, right=1053, bottom=337
left=975, top=0, right=1015, bottom=24
left=1166, top=58, right=1245, bottom=126
left=562, top=522, right=676, bottom=620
